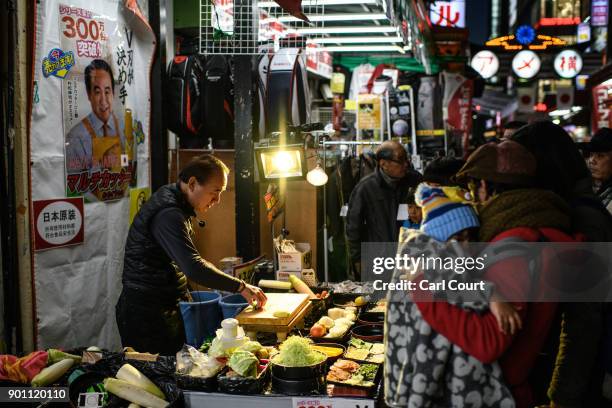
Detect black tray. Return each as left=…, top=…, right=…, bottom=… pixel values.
left=217, top=362, right=269, bottom=395
left=175, top=372, right=219, bottom=392
left=325, top=359, right=382, bottom=391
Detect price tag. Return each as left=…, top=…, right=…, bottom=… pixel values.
left=340, top=205, right=349, bottom=217
left=292, top=397, right=375, bottom=408
left=397, top=204, right=409, bottom=221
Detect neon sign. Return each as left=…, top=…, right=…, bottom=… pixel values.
left=486, top=34, right=566, bottom=51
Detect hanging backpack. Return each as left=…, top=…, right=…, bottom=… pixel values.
left=166, top=55, right=205, bottom=137
left=201, top=55, right=234, bottom=148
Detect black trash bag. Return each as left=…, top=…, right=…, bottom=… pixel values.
left=73, top=352, right=183, bottom=408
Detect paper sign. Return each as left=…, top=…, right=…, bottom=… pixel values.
left=397, top=204, right=409, bottom=221
left=340, top=205, right=349, bottom=217
left=33, top=197, right=84, bottom=251
left=129, top=187, right=151, bottom=225
left=292, top=397, right=375, bottom=408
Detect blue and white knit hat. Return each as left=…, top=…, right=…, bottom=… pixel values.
left=415, top=183, right=479, bottom=242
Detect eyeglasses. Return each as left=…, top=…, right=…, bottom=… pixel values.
left=388, top=156, right=408, bottom=165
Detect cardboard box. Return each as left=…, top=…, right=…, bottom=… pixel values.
left=277, top=243, right=312, bottom=271
left=276, top=270, right=303, bottom=282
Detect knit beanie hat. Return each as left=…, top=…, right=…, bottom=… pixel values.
left=454, top=140, right=537, bottom=186
left=415, top=183, right=480, bottom=242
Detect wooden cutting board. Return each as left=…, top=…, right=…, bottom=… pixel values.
left=236, top=293, right=310, bottom=326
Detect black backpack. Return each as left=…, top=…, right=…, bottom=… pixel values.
left=166, top=55, right=205, bottom=137
left=201, top=55, right=234, bottom=148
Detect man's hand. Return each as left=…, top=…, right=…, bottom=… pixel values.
left=240, top=283, right=268, bottom=309
left=490, top=291, right=522, bottom=335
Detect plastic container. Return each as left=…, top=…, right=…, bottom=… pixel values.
left=180, top=291, right=222, bottom=347
left=219, top=293, right=249, bottom=319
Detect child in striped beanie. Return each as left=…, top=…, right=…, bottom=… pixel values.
left=415, top=183, right=480, bottom=242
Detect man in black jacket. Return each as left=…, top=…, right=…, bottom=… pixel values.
left=345, top=141, right=422, bottom=279
left=582, top=128, right=612, bottom=215
left=116, top=154, right=267, bottom=355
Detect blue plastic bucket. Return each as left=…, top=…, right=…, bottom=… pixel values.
left=179, top=291, right=222, bottom=347
left=219, top=293, right=249, bottom=319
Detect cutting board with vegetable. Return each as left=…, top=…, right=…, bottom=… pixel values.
left=236, top=293, right=310, bottom=326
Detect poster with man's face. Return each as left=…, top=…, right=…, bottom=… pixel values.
left=59, top=4, right=135, bottom=202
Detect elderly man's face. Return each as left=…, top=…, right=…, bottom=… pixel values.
left=381, top=146, right=409, bottom=178
left=87, top=69, right=113, bottom=124
left=588, top=151, right=612, bottom=182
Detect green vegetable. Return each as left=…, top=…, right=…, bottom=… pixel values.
left=272, top=336, right=326, bottom=367
left=116, top=364, right=165, bottom=399
left=32, top=358, right=74, bottom=387
left=47, top=349, right=82, bottom=364
left=228, top=351, right=259, bottom=378
left=356, top=364, right=378, bottom=381
left=348, top=338, right=371, bottom=350
left=237, top=341, right=263, bottom=354
left=104, top=378, right=168, bottom=408
left=198, top=338, right=213, bottom=353
left=258, top=280, right=292, bottom=290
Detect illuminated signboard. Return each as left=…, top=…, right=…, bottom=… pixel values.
left=537, top=17, right=581, bottom=26
left=486, top=26, right=566, bottom=51
left=554, top=49, right=583, bottom=79
left=512, top=50, right=541, bottom=79
left=429, top=0, right=466, bottom=28
left=470, top=50, right=499, bottom=79
left=592, top=0, right=609, bottom=27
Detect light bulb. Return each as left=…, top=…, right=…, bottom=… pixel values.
left=271, top=151, right=296, bottom=172
left=307, top=164, right=328, bottom=186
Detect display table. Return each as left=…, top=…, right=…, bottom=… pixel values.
left=184, top=391, right=377, bottom=408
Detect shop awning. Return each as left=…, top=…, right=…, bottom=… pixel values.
left=473, top=89, right=518, bottom=118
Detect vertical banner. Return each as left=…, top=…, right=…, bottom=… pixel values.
left=31, top=0, right=155, bottom=350
left=592, top=81, right=612, bottom=132
left=442, top=72, right=473, bottom=157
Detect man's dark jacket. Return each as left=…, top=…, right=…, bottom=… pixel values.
left=345, top=167, right=421, bottom=262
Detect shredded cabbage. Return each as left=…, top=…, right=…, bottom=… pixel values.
left=272, top=336, right=326, bottom=367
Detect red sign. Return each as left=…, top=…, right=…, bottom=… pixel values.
left=537, top=17, right=581, bottom=26
left=592, top=81, right=612, bottom=132
left=33, top=197, right=84, bottom=251
left=447, top=77, right=473, bottom=133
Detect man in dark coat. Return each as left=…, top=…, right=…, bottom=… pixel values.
left=581, top=127, right=612, bottom=215
left=116, top=154, right=266, bottom=355
left=345, top=140, right=421, bottom=279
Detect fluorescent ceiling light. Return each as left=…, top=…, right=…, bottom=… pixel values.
left=309, top=36, right=403, bottom=44
left=258, top=0, right=376, bottom=6
left=318, top=45, right=405, bottom=52
left=549, top=109, right=571, bottom=117
left=277, top=13, right=388, bottom=22
left=297, top=26, right=397, bottom=34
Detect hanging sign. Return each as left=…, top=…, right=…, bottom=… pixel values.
left=577, top=22, right=591, bottom=43
left=554, top=49, right=583, bottom=79
left=470, top=50, right=499, bottom=79
left=592, top=80, right=612, bottom=132
left=512, top=50, right=541, bottom=79
left=33, top=197, right=84, bottom=251
left=357, top=94, right=382, bottom=130
left=592, top=0, right=609, bottom=27
left=305, top=43, right=332, bottom=79
left=429, top=0, right=466, bottom=28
